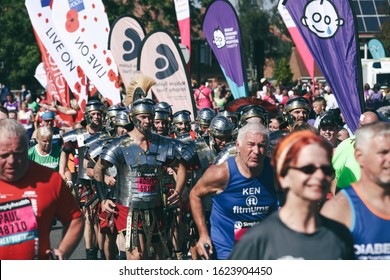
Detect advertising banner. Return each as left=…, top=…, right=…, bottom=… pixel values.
left=203, top=0, right=248, bottom=99
left=283, top=0, right=364, bottom=132
left=108, top=15, right=146, bottom=90
left=51, top=0, right=121, bottom=105
left=26, top=0, right=87, bottom=110
left=137, top=30, right=196, bottom=118
left=278, top=1, right=315, bottom=81
left=174, top=0, right=191, bottom=61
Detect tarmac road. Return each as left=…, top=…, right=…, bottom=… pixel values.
left=50, top=222, right=86, bottom=260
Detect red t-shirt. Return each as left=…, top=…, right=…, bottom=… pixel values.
left=0, top=161, right=82, bottom=259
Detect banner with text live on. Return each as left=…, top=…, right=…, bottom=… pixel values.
left=1, top=260, right=388, bottom=280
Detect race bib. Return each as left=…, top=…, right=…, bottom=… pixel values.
left=137, top=177, right=158, bottom=193
left=0, top=198, right=38, bottom=246
left=234, top=220, right=260, bottom=243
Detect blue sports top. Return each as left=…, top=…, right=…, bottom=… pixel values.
left=343, top=184, right=390, bottom=260
left=210, top=156, right=278, bottom=259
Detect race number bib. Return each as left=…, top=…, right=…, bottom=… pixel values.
left=0, top=198, right=38, bottom=246
left=234, top=220, right=260, bottom=243
left=137, top=177, right=158, bottom=193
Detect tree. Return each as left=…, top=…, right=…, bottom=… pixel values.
left=377, top=3, right=390, bottom=56
left=0, top=2, right=41, bottom=92
left=273, top=56, right=293, bottom=85
left=237, top=0, right=292, bottom=81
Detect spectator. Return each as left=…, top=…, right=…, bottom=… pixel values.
left=229, top=130, right=355, bottom=260
left=337, top=128, right=350, bottom=143
left=325, top=87, right=339, bottom=111
left=321, top=122, right=390, bottom=259
left=318, top=114, right=340, bottom=148
left=0, top=119, right=84, bottom=259
left=194, top=80, right=215, bottom=110
left=18, top=101, right=35, bottom=141
left=31, top=111, right=63, bottom=148
left=28, top=126, right=62, bottom=171
left=332, top=111, right=379, bottom=192
left=3, top=92, right=19, bottom=112
left=366, top=83, right=383, bottom=111
left=0, top=83, right=10, bottom=104
left=25, top=93, right=39, bottom=115
left=213, top=87, right=230, bottom=112
left=309, top=97, right=326, bottom=128
left=268, top=117, right=283, bottom=132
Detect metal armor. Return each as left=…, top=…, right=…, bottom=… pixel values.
left=193, top=137, right=215, bottom=170
left=84, top=131, right=112, bottom=161
left=212, top=142, right=238, bottom=165
left=100, top=133, right=178, bottom=209
left=62, top=128, right=92, bottom=180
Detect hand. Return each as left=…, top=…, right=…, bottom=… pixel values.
left=166, top=167, right=175, bottom=175
left=167, top=189, right=180, bottom=206
left=196, top=236, right=213, bottom=260
left=104, top=175, right=116, bottom=187
left=46, top=248, right=64, bottom=260
left=101, top=199, right=118, bottom=214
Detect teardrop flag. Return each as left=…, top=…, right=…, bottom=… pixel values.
left=283, top=0, right=364, bottom=133
left=108, top=15, right=146, bottom=90
left=137, top=30, right=196, bottom=117
left=203, top=0, right=248, bottom=99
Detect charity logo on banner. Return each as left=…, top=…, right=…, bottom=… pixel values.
left=203, top=0, right=248, bottom=99
left=283, top=0, right=364, bottom=133
left=108, top=15, right=146, bottom=90
left=25, top=0, right=88, bottom=110
left=174, top=0, right=191, bottom=60
left=137, top=30, right=196, bottom=118
left=51, top=0, right=121, bottom=105
left=277, top=0, right=315, bottom=81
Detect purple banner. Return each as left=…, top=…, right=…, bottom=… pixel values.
left=283, top=0, right=364, bottom=133
left=203, top=0, right=248, bottom=99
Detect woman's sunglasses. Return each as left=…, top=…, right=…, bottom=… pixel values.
left=289, top=164, right=334, bottom=176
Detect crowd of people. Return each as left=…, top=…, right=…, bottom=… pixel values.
left=0, top=76, right=389, bottom=260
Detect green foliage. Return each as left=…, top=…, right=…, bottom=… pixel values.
left=0, top=1, right=41, bottom=92
left=273, top=57, right=293, bottom=85
left=237, top=0, right=292, bottom=80
left=377, top=3, right=390, bottom=56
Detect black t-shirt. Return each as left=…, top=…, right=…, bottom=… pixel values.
left=229, top=211, right=355, bottom=260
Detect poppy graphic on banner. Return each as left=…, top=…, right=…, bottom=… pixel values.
left=203, top=0, right=248, bottom=99
left=51, top=0, right=121, bottom=105
left=283, top=0, right=364, bottom=133
left=137, top=30, right=196, bottom=118
left=109, top=15, right=146, bottom=90
left=25, top=0, right=88, bottom=111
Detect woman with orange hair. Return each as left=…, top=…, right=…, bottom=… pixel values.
left=229, top=130, right=355, bottom=259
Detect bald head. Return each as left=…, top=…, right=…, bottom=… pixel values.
left=359, top=111, right=379, bottom=128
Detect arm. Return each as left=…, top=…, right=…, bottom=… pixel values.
left=55, top=104, right=77, bottom=115
left=52, top=217, right=84, bottom=260
left=93, top=158, right=117, bottom=214
left=34, top=113, right=40, bottom=130
left=167, top=160, right=187, bottom=206
left=59, top=150, right=74, bottom=191
left=189, top=163, right=229, bottom=259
